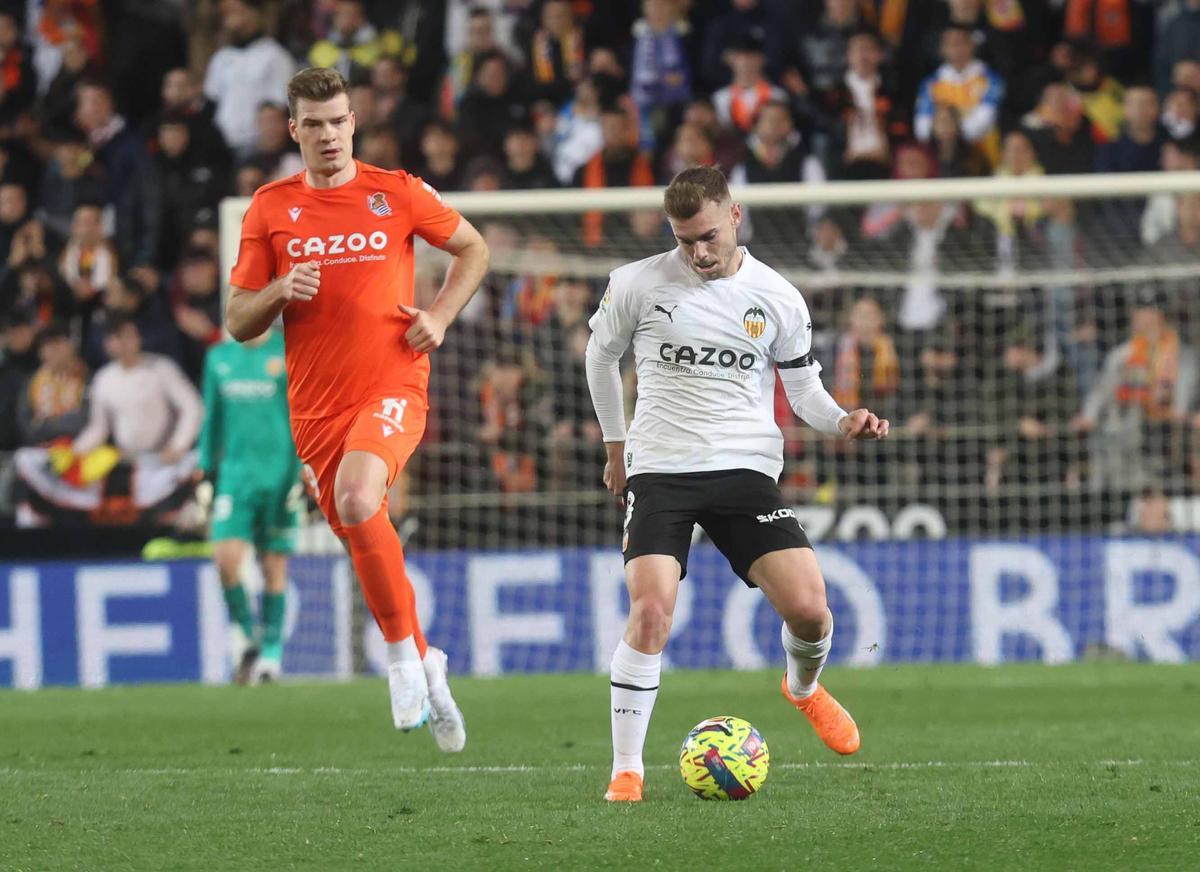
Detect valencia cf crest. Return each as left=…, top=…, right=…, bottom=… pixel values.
left=367, top=192, right=392, bottom=217
left=743, top=306, right=767, bottom=339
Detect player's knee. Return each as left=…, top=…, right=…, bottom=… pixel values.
left=785, top=585, right=828, bottom=630
left=335, top=481, right=382, bottom=526
left=627, top=598, right=673, bottom=651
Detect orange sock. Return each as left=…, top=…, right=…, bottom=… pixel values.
left=344, top=506, right=428, bottom=656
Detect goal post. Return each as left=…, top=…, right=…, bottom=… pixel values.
left=220, top=170, right=1200, bottom=674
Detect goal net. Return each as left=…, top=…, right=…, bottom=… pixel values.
left=219, top=170, right=1200, bottom=676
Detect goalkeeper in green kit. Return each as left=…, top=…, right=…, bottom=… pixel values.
left=198, top=328, right=302, bottom=684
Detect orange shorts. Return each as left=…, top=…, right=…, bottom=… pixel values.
left=293, top=389, right=428, bottom=538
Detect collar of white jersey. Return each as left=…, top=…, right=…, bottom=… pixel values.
left=675, top=245, right=753, bottom=283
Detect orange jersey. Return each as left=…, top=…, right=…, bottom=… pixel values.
left=230, top=161, right=461, bottom=420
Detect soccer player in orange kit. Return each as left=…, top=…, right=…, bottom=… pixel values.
left=226, top=67, right=489, bottom=751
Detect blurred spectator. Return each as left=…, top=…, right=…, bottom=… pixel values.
left=700, top=0, right=771, bottom=91
left=501, top=123, right=558, bottom=189
left=1148, top=191, right=1200, bottom=265
left=551, top=76, right=605, bottom=184
left=545, top=321, right=603, bottom=488
left=235, top=161, right=267, bottom=198
left=156, top=68, right=232, bottom=175
left=0, top=308, right=39, bottom=449
left=0, top=12, right=37, bottom=131
left=40, top=28, right=93, bottom=131
left=1141, top=137, right=1200, bottom=246
left=463, top=155, right=503, bottom=191
left=711, top=34, right=786, bottom=135
left=822, top=295, right=900, bottom=487
left=29, top=0, right=103, bottom=94
left=1073, top=286, right=1197, bottom=492
left=171, top=247, right=223, bottom=385
left=456, top=50, right=527, bottom=161
left=1154, top=0, right=1200, bottom=96
left=1063, top=42, right=1126, bottom=143
left=680, top=96, right=743, bottom=170
left=478, top=344, right=542, bottom=493
left=204, top=0, right=296, bottom=159
left=831, top=297, right=901, bottom=419
left=74, top=80, right=160, bottom=268
left=658, top=120, right=715, bottom=183
left=155, top=113, right=228, bottom=270
left=359, top=126, right=401, bottom=169
left=730, top=102, right=824, bottom=186
left=251, top=102, right=304, bottom=181
left=982, top=324, right=1081, bottom=493
left=3, top=261, right=70, bottom=331
left=72, top=316, right=202, bottom=463
left=1162, top=87, right=1197, bottom=141
left=529, top=0, right=585, bottom=106
left=914, top=25, right=1004, bottom=166
left=308, top=0, right=405, bottom=82
left=37, top=125, right=106, bottom=246
left=975, top=130, right=1045, bottom=271
left=0, top=181, right=33, bottom=266
left=790, top=0, right=862, bottom=99
left=16, top=321, right=88, bottom=446
left=81, top=272, right=178, bottom=370
left=1064, top=0, right=1153, bottom=84
left=446, top=0, right=521, bottom=64
left=1129, top=486, right=1174, bottom=534
left=442, top=5, right=506, bottom=117
left=629, top=0, right=692, bottom=150
left=501, top=236, right=562, bottom=328
left=860, top=141, right=937, bottom=240
left=929, top=105, right=987, bottom=178
left=1021, top=81, right=1095, bottom=175
left=59, top=202, right=116, bottom=320
left=809, top=29, right=907, bottom=180
left=371, top=56, right=428, bottom=159
left=575, top=107, right=654, bottom=247
left=415, top=120, right=463, bottom=192
left=1095, top=85, right=1163, bottom=174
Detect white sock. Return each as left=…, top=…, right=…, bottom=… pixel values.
left=610, top=640, right=661, bottom=779
left=782, top=618, right=832, bottom=699
left=386, top=636, right=420, bottom=665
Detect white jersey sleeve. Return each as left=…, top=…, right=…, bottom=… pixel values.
left=773, top=289, right=847, bottom=436
left=585, top=279, right=640, bottom=442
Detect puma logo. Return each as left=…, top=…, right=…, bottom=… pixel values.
left=654, top=304, right=678, bottom=322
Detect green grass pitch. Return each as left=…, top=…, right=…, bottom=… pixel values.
left=2, top=663, right=1198, bottom=870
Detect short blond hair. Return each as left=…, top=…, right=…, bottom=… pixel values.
left=663, top=166, right=730, bottom=220
left=287, top=67, right=350, bottom=118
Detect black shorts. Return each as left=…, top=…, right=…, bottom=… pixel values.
left=622, top=468, right=811, bottom=587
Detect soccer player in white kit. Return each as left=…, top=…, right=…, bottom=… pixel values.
left=586, top=167, right=890, bottom=802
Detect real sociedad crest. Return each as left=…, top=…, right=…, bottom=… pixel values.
left=368, top=192, right=392, bottom=217
left=743, top=306, right=767, bottom=339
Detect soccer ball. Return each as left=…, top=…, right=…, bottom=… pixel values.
left=679, top=715, right=769, bottom=800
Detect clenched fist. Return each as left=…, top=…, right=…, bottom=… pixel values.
left=275, top=261, right=321, bottom=304
left=398, top=303, right=448, bottom=353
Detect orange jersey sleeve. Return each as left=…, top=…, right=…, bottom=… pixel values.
left=230, top=193, right=276, bottom=290
left=236, top=162, right=465, bottom=420
left=407, top=174, right=461, bottom=247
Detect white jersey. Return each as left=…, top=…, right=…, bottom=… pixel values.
left=587, top=247, right=819, bottom=479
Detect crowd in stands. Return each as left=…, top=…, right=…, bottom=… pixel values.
left=1, top=0, right=1199, bottom=529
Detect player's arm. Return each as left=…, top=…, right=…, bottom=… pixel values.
left=226, top=264, right=320, bottom=342
left=775, top=298, right=888, bottom=440
left=778, top=360, right=888, bottom=439
left=585, top=280, right=636, bottom=498
left=400, top=217, right=490, bottom=353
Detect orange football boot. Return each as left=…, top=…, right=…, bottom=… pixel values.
left=604, top=770, right=644, bottom=802
left=780, top=677, right=861, bottom=755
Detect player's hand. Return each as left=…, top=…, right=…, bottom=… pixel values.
left=838, top=408, right=889, bottom=440
left=398, top=303, right=447, bottom=354
left=603, top=443, right=627, bottom=504
left=278, top=261, right=320, bottom=304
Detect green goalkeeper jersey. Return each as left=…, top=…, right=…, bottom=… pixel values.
left=198, top=331, right=299, bottom=489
